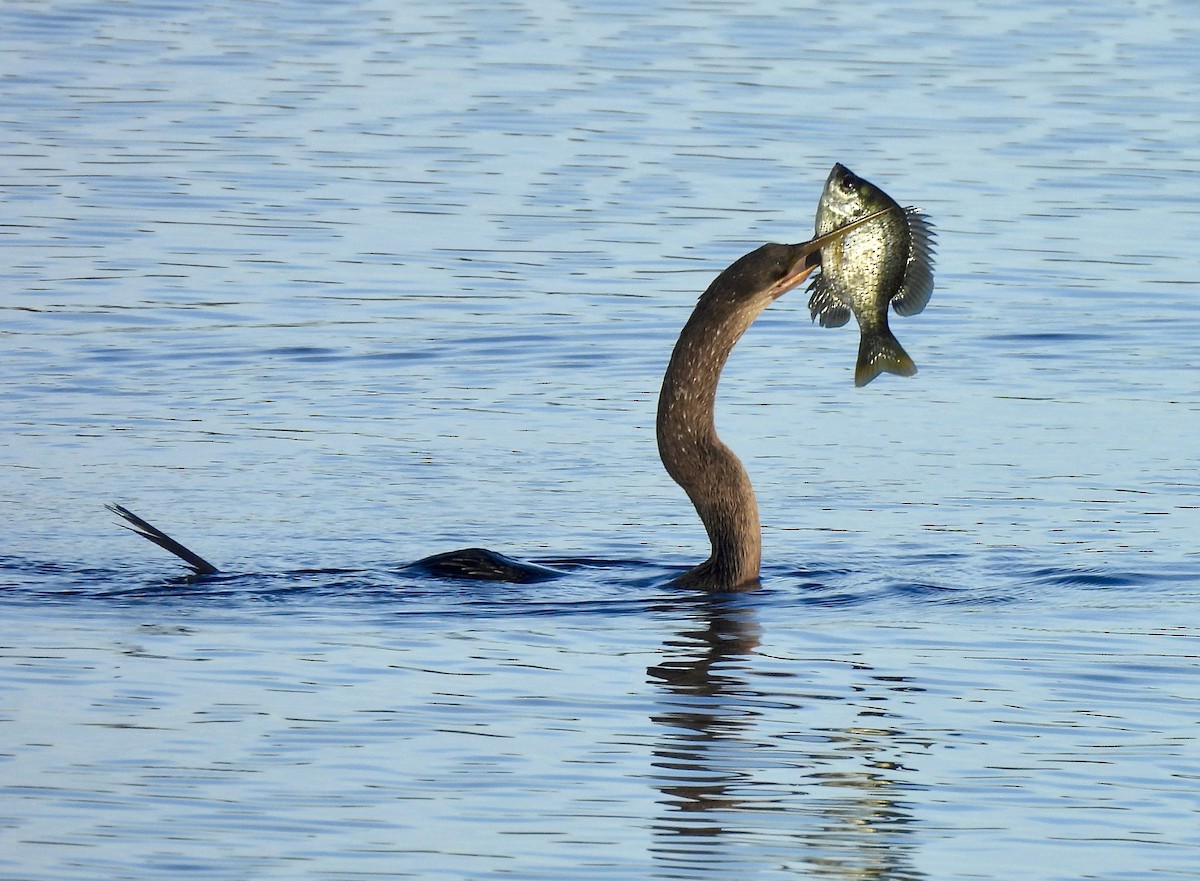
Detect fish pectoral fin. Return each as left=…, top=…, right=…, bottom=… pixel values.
left=807, top=276, right=852, bottom=328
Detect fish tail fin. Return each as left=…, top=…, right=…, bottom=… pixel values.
left=855, top=327, right=917, bottom=387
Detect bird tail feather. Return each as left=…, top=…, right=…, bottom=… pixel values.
left=107, top=504, right=219, bottom=576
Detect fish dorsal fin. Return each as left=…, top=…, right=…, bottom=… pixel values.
left=807, top=272, right=852, bottom=328
left=891, top=207, right=936, bottom=318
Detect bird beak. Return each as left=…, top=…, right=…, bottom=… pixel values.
left=768, top=256, right=820, bottom=300
left=768, top=206, right=896, bottom=300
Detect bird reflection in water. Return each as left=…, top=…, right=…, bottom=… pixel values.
left=646, top=597, right=927, bottom=879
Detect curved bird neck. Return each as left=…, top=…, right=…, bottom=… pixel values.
left=657, top=288, right=771, bottom=591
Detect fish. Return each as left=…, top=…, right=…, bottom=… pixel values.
left=807, top=163, right=935, bottom=387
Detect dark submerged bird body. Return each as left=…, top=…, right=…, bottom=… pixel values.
left=109, top=201, right=894, bottom=591
left=403, top=547, right=562, bottom=583
left=808, top=163, right=935, bottom=387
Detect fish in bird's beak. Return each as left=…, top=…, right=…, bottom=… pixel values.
left=808, top=164, right=936, bottom=386
left=767, top=206, right=897, bottom=301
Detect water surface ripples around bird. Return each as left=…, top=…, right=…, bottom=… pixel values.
left=2, top=1, right=1199, bottom=878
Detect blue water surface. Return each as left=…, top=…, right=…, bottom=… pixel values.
left=2, top=0, right=1199, bottom=878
